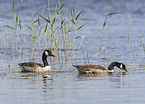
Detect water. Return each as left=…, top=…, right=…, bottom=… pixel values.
left=1, top=71, right=145, bottom=104
left=1, top=0, right=145, bottom=104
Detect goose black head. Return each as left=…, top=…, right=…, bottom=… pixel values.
left=116, top=62, right=127, bottom=72
left=108, top=62, right=127, bottom=72
left=44, top=49, right=55, bottom=57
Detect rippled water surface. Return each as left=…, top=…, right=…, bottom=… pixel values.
left=1, top=0, right=145, bottom=104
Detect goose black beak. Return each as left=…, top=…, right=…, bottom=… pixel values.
left=124, top=68, right=128, bottom=72
left=50, top=54, right=55, bottom=57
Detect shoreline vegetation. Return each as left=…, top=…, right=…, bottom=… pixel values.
left=1, top=0, right=87, bottom=70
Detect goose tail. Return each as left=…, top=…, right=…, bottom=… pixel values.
left=18, top=63, right=22, bottom=66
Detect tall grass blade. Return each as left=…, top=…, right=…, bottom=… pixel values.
left=26, top=25, right=32, bottom=30
left=38, top=14, right=50, bottom=23
left=38, top=26, right=42, bottom=37
left=45, top=8, right=51, bottom=22
left=71, top=20, right=75, bottom=24
left=78, top=23, right=86, bottom=30
left=60, top=3, right=65, bottom=9
left=99, top=0, right=114, bottom=51
left=5, top=25, right=16, bottom=30
left=76, top=4, right=78, bottom=16
left=44, top=23, right=48, bottom=33
left=10, top=0, right=15, bottom=20
left=32, top=12, right=38, bottom=20
left=61, top=19, right=65, bottom=25
left=58, top=0, right=61, bottom=7
left=0, top=9, right=7, bottom=12
left=19, top=18, right=22, bottom=29
left=52, top=17, right=56, bottom=26
left=49, top=10, right=60, bottom=15
left=75, top=10, right=83, bottom=20
left=103, top=21, right=106, bottom=27
left=89, top=43, right=110, bottom=63
left=107, top=12, right=125, bottom=16
left=33, top=19, right=39, bottom=24
left=16, top=11, right=18, bottom=23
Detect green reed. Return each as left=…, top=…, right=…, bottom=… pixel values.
left=2, top=0, right=85, bottom=69
left=90, top=0, right=126, bottom=63
left=89, top=0, right=114, bottom=63
left=38, top=0, right=85, bottom=68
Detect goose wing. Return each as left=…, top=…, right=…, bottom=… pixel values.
left=73, top=65, right=107, bottom=73
left=19, top=62, right=44, bottom=72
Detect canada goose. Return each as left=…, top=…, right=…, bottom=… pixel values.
left=73, top=62, right=127, bottom=74
left=19, top=49, right=55, bottom=73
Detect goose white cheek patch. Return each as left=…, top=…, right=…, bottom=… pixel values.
left=120, top=64, right=123, bottom=69
left=45, top=51, right=49, bottom=56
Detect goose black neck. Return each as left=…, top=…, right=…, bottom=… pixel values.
left=42, top=52, right=49, bottom=67
left=108, top=62, right=119, bottom=70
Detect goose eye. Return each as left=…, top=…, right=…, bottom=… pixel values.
left=45, top=51, right=49, bottom=56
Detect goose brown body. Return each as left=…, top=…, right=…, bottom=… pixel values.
left=19, top=62, right=45, bottom=73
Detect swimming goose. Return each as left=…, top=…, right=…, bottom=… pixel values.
left=73, top=62, right=127, bottom=74
left=19, top=49, right=55, bottom=73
